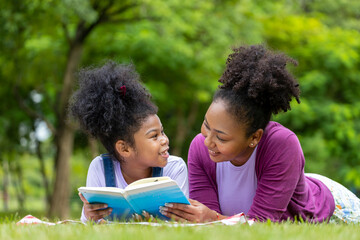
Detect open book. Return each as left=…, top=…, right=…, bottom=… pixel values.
left=78, top=176, right=189, bottom=221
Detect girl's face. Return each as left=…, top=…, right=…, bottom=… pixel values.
left=201, top=100, right=260, bottom=166
left=130, top=114, right=170, bottom=169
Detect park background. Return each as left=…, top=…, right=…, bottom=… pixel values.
left=1, top=0, right=360, bottom=221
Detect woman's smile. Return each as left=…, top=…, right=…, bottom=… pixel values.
left=208, top=149, right=220, bottom=156
left=201, top=100, right=260, bottom=166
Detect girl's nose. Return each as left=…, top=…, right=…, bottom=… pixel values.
left=160, top=134, right=168, bottom=145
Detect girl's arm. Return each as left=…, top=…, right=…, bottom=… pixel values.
left=79, top=193, right=111, bottom=223
left=80, top=157, right=112, bottom=222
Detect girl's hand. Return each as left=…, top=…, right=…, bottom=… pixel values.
left=79, top=193, right=112, bottom=222
left=159, top=199, right=222, bottom=223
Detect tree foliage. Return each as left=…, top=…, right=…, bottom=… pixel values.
left=0, top=0, right=359, bottom=216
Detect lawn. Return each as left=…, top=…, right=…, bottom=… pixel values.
left=1, top=216, right=359, bottom=240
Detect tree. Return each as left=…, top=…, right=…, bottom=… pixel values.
left=83, top=0, right=267, bottom=157
left=2, top=0, right=359, bottom=217
left=49, top=0, right=162, bottom=219
left=1, top=0, right=160, bottom=219
left=0, top=0, right=41, bottom=211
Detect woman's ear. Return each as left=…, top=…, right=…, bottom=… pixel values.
left=249, top=129, right=263, bottom=148
left=115, top=140, right=131, bottom=158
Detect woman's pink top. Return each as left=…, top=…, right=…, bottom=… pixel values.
left=188, top=121, right=335, bottom=222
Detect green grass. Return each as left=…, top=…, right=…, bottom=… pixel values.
left=3, top=153, right=354, bottom=239
left=1, top=218, right=359, bottom=240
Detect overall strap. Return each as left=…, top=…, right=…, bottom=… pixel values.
left=102, top=153, right=163, bottom=185
left=152, top=167, right=163, bottom=177
left=101, top=153, right=116, bottom=187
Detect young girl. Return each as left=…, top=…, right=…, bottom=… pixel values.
left=70, top=61, right=189, bottom=223
left=160, top=45, right=360, bottom=223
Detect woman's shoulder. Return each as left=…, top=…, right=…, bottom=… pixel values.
left=192, top=133, right=205, bottom=143
left=257, top=121, right=304, bottom=166
left=265, top=121, right=295, bottom=135
left=261, top=121, right=298, bottom=145
left=189, top=133, right=208, bottom=154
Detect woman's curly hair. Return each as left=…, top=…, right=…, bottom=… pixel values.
left=69, top=61, right=157, bottom=158
left=214, top=45, right=300, bottom=137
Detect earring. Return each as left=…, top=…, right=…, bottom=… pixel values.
left=250, top=143, right=254, bottom=147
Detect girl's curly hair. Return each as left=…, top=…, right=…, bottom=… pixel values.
left=69, top=61, right=157, bottom=158
left=214, top=45, right=300, bottom=137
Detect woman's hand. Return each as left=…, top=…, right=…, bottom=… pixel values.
left=159, top=199, right=222, bottom=223
left=79, top=193, right=112, bottom=222
left=132, top=211, right=156, bottom=222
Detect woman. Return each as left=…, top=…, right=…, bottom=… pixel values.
left=159, top=45, right=360, bottom=223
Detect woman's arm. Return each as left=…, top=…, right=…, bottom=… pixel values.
left=248, top=131, right=304, bottom=221
left=160, top=134, right=223, bottom=222
left=188, top=134, right=220, bottom=213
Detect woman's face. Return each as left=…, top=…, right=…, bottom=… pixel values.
left=201, top=100, right=260, bottom=166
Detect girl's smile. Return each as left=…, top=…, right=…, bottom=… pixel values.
left=118, top=114, right=170, bottom=184
left=131, top=114, right=170, bottom=168
left=159, top=148, right=170, bottom=158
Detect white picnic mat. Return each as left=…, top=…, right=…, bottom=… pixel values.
left=16, top=213, right=254, bottom=226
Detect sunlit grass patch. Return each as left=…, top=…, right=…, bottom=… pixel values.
left=1, top=219, right=359, bottom=240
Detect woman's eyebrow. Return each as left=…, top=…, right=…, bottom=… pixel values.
left=204, top=117, right=209, bottom=125
left=215, top=129, right=228, bottom=135
left=204, top=117, right=228, bottom=135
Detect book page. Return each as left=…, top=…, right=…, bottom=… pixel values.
left=127, top=176, right=171, bottom=187
left=124, top=180, right=190, bottom=220
left=78, top=187, right=125, bottom=195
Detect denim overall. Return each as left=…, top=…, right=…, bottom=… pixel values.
left=101, top=153, right=163, bottom=187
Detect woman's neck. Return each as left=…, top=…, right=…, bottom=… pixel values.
left=230, top=146, right=256, bottom=167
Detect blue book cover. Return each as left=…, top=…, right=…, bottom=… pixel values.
left=78, top=177, right=189, bottom=221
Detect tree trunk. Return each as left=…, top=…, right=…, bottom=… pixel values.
left=48, top=43, right=83, bottom=219
left=88, top=137, right=99, bottom=159
left=47, top=1, right=143, bottom=218
left=49, top=123, right=74, bottom=219
left=35, top=136, right=51, bottom=209
left=172, top=100, right=199, bottom=157
left=172, top=110, right=186, bottom=157
left=13, top=159, right=25, bottom=210
left=2, top=158, right=9, bottom=211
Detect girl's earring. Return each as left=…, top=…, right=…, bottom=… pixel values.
left=250, top=143, right=254, bottom=147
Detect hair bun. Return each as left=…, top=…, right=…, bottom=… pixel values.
left=219, top=45, right=300, bottom=115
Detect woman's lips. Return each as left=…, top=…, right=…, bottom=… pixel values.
left=208, top=149, right=220, bottom=156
